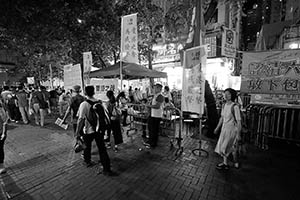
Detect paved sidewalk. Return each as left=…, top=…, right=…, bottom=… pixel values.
left=0, top=116, right=299, bottom=200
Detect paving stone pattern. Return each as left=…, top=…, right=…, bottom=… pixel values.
left=0, top=116, right=299, bottom=200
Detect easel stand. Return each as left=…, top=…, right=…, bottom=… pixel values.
left=192, top=115, right=208, bottom=157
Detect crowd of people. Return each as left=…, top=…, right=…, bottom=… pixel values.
left=0, top=83, right=245, bottom=175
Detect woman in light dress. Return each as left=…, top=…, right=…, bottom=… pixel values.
left=214, top=88, right=241, bottom=170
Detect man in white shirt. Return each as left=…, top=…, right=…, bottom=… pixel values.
left=76, top=86, right=116, bottom=176
left=144, top=83, right=164, bottom=148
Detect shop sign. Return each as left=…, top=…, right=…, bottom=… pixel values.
left=204, top=35, right=217, bottom=57
left=221, top=27, right=236, bottom=58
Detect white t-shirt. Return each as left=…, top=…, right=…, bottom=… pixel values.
left=151, top=93, right=164, bottom=118
left=77, top=99, right=97, bottom=134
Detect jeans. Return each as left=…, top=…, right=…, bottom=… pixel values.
left=33, top=104, right=47, bottom=126
left=82, top=132, right=111, bottom=171
left=148, top=117, right=161, bottom=147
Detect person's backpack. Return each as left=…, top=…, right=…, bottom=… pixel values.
left=86, top=100, right=110, bottom=132
left=230, top=103, right=248, bottom=133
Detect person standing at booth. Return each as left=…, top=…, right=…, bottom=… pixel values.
left=144, top=83, right=164, bottom=148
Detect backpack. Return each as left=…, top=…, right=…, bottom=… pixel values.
left=229, top=103, right=248, bottom=133
left=86, top=100, right=110, bottom=133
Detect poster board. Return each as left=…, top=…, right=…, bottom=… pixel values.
left=181, top=45, right=207, bottom=115
left=241, top=49, right=300, bottom=105
left=63, top=64, right=83, bottom=92
left=90, top=78, right=118, bottom=101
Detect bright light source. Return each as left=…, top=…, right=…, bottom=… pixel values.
left=289, top=43, right=299, bottom=49
left=77, top=18, right=83, bottom=23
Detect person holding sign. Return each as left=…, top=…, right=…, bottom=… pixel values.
left=144, top=83, right=164, bottom=148
left=214, top=88, right=241, bottom=170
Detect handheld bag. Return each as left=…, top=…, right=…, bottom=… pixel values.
left=74, top=137, right=86, bottom=153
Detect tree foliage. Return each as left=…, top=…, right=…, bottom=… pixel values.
left=0, top=0, right=119, bottom=82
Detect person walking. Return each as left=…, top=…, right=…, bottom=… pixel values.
left=16, top=85, right=30, bottom=124
left=214, top=88, right=242, bottom=170
left=144, top=83, right=164, bottom=148
left=1, top=86, right=13, bottom=121
left=62, top=85, right=85, bottom=136
left=29, top=86, right=50, bottom=127
left=0, top=99, right=8, bottom=174
left=105, top=90, right=123, bottom=152
left=75, top=86, right=116, bottom=176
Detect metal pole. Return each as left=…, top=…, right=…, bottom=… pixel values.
left=191, top=0, right=208, bottom=157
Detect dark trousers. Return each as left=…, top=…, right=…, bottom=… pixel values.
left=0, top=138, right=5, bottom=163
left=122, top=110, right=128, bottom=126
left=148, top=117, right=161, bottom=147
left=104, top=120, right=123, bottom=145
left=82, top=132, right=111, bottom=171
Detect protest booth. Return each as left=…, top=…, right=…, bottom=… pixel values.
left=241, top=49, right=300, bottom=149
left=90, top=61, right=184, bottom=155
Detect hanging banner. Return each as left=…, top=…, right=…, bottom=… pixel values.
left=83, top=51, right=92, bottom=85
left=241, top=49, right=300, bottom=105
left=121, top=13, right=138, bottom=63
left=221, top=27, right=236, bottom=58
left=181, top=46, right=207, bottom=115
left=64, top=64, right=83, bottom=91
left=83, top=51, right=92, bottom=73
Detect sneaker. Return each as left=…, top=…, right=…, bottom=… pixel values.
left=216, top=163, right=229, bottom=170
left=0, top=163, right=6, bottom=174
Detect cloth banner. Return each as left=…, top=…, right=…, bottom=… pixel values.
left=121, top=13, right=138, bottom=63
left=83, top=51, right=92, bottom=73
left=221, top=27, right=236, bottom=58
left=241, top=49, right=300, bottom=104
left=181, top=46, right=207, bottom=115
left=64, top=64, right=83, bottom=91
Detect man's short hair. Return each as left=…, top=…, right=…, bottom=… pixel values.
left=85, top=86, right=95, bottom=97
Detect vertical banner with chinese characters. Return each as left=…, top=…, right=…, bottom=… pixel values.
left=121, top=13, right=138, bottom=64
left=83, top=51, right=92, bottom=85
left=83, top=52, right=92, bottom=73
left=221, top=27, right=236, bottom=58
left=181, top=46, right=207, bottom=115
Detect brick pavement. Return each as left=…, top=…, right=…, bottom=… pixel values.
left=0, top=115, right=299, bottom=200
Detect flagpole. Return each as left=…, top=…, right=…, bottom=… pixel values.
left=192, top=0, right=208, bottom=158
left=120, top=16, right=124, bottom=92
